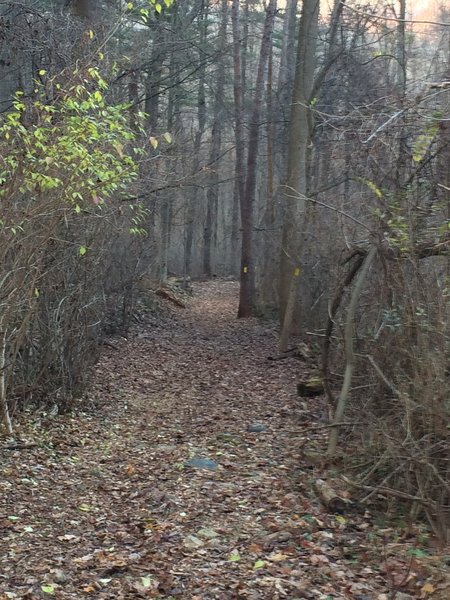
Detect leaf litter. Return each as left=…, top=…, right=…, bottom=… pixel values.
left=0, top=281, right=448, bottom=599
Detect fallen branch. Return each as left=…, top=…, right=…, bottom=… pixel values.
left=290, top=421, right=356, bottom=434
left=155, top=288, right=186, bottom=308
left=314, top=478, right=354, bottom=513
left=2, top=442, right=38, bottom=450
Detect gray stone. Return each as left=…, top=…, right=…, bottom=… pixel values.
left=185, top=457, right=218, bottom=470
left=247, top=423, right=267, bottom=433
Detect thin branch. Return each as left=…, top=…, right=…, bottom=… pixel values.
left=343, top=5, right=450, bottom=28
left=284, top=187, right=373, bottom=232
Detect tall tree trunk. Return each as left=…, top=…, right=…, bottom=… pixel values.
left=231, top=0, right=247, bottom=286
left=145, top=25, right=165, bottom=131
left=203, top=0, right=227, bottom=276
left=238, top=0, right=277, bottom=318
left=276, top=0, right=299, bottom=180
left=260, top=42, right=277, bottom=308
left=184, top=6, right=208, bottom=278
left=278, top=0, right=320, bottom=350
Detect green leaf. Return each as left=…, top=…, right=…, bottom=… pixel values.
left=163, top=132, right=172, bottom=144
left=228, top=551, right=241, bottom=562
left=253, top=559, right=265, bottom=569
left=24, top=525, right=34, bottom=532
left=38, top=69, right=46, bottom=76
left=41, top=585, right=55, bottom=594
left=78, top=503, right=91, bottom=511
left=155, top=3, right=162, bottom=14
left=141, top=577, right=152, bottom=588
left=8, top=516, right=19, bottom=521
left=75, top=204, right=81, bottom=214
left=79, top=246, right=87, bottom=257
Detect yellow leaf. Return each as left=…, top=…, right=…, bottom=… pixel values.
left=335, top=515, right=346, bottom=525
left=163, top=131, right=172, bottom=144
left=83, top=585, right=96, bottom=593
left=421, top=583, right=435, bottom=595
left=149, top=136, right=158, bottom=149
left=88, top=30, right=94, bottom=39
left=269, top=552, right=288, bottom=562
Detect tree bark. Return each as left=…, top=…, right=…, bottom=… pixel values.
left=238, top=0, right=277, bottom=318
left=231, top=0, right=247, bottom=288
left=278, top=0, right=320, bottom=350
left=203, top=0, right=227, bottom=276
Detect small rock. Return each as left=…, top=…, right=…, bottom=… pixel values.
left=264, top=530, right=292, bottom=543
left=197, top=527, right=219, bottom=539
left=216, top=432, right=235, bottom=442
left=185, top=457, right=218, bottom=470
left=247, top=423, right=267, bottom=433
left=183, top=535, right=204, bottom=549
left=53, top=571, right=68, bottom=584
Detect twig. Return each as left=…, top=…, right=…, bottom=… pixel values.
left=290, top=422, right=356, bottom=434
left=341, top=475, right=437, bottom=509
left=2, top=443, right=38, bottom=450
left=365, top=354, right=400, bottom=396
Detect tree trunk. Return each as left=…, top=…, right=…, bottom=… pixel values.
left=260, top=42, right=277, bottom=308
left=238, top=0, right=277, bottom=318
left=278, top=0, right=320, bottom=350
left=203, top=0, right=227, bottom=277
left=0, top=330, right=13, bottom=437
left=184, top=6, right=208, bottom=278
left=231, top=0, right=247, bottom=286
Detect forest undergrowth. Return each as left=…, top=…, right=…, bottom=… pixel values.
left=0, top=281, right=448, bottom=599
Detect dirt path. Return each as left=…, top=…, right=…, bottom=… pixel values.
left=0, top=282, right=441, bottom=599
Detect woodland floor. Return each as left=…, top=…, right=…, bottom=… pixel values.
left=1, top=281, right=449, bottom=600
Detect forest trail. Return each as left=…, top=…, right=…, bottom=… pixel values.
left=0, top=282, right=444, bottom=599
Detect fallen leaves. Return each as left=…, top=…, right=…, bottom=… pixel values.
left=0, top=281, right=448, bottom=599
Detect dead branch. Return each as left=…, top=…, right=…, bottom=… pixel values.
left=314, top=478, right=354, bottom=513
left=2, top=442, right=38, bottom=450
left=328, top=245, right=378, bottom=456
left=322, top=254, right=364, bottom=407
left=155, top=288, right=186, bottom=308
left=341, top=475, right=438, bottom=510
left=0, top=330, right=13, bottom=437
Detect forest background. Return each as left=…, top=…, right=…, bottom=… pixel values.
left=0, top=0, right=449, bottom=539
